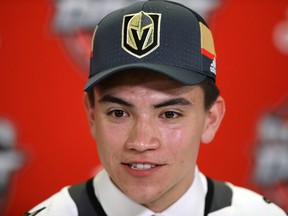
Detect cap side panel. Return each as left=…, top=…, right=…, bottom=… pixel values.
left=200, top=22, right=216, bottom=59
left=201, top=48, right=215, bottom=60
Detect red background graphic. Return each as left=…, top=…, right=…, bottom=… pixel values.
left=0, top=0, right=288, bottom=215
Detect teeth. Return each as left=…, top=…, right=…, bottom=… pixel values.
left=129, top=163, right=156, bottom=170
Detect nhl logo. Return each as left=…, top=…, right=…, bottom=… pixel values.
left=122, top=11, right=161, bottom=58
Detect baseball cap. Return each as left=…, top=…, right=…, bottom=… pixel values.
left=84, top=0, right=217, bottom=91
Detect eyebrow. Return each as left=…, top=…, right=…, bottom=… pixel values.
left=98, top=95, right=192, bottom=109
left=98, top=95, right=134, bottom=107
left=153, top=98, right=192, bottom=109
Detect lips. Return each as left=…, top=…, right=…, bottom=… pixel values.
left=121, top=161, right=164, bottom=177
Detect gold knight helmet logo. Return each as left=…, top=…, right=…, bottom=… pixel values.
left=122, top=11, right=161, bottom=58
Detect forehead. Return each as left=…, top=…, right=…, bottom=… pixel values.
left=95, top=70, right=196, bottom=94
left=92, top=70, right=206, bottom=110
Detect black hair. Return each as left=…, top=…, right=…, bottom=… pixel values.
left=199, top=78, right=220, bottom=111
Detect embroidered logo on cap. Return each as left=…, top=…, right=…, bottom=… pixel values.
left=210, top=58, right=216, bottom=74
left=122, top=11, right=161, bottom=58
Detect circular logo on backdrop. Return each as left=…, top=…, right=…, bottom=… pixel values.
left=273, top=7, right=288, bottom=55
left=51, top=0, right=222, bottom=74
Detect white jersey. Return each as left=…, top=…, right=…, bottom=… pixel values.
left=25, top=170, right=287, bottom=216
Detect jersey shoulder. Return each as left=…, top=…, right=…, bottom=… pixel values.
left=226, top=182, right=286, bottom=216
left=24, top=186, right=77, bottom=216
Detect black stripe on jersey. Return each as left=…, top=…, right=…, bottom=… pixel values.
left=68, top=178, right=107, bottom=216
left=23, top=207, right=46, bottom=216
left=86, top=178, right=107, bottom=215
left=204, top=177, right=233, bottom=216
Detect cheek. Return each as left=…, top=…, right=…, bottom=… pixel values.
left=160, top=124, right=202, bottom=160
left=93, top=123, right=126, bottom=164
left=161, top=123, right=202, bottom=147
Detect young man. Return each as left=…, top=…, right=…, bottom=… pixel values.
left=25, top=1, right=287, bottom=215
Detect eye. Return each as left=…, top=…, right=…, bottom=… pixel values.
left=108, top=109, right=129, bottom=118
left=161, top=111, right=181, bottom=119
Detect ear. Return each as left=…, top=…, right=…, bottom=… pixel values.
left=201, top=96, right=225, bottom=144
left=83, top=92, right=96, bottom=128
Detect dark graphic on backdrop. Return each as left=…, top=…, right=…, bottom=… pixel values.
left=251, top=98, right=288, bottom=211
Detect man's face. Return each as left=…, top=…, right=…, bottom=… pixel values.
left=84, top=71, right=222, bottom=212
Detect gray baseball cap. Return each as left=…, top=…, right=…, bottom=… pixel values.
left=84, top=0, right=217, bottom=91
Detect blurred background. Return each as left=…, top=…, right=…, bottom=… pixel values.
left=0, top=0, right=288, bottom=215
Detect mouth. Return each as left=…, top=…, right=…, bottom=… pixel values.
left=128, top=163, right=157, bottom=170
left=122, top=162, right=164, bottom=177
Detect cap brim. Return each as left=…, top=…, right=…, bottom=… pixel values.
left=84, top=63, right=206, bottom=91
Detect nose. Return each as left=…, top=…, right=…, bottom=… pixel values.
left=125, top=117, right=161, bottom=152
